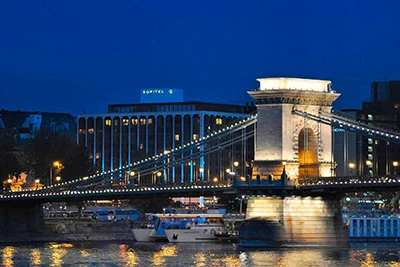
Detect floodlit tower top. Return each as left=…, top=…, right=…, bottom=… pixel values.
left=256, top=77, right=332, bottom=92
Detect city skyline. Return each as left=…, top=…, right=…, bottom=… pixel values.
left=1, top=0, right=400, bottom=115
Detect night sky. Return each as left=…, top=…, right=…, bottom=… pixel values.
left=1, top=0, right=399, bottom=115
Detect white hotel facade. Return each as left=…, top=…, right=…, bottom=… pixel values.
left=77, top=101, right=255, bottom=183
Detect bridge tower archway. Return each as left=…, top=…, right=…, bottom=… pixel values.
left=298, top=127, right=319, bottom=178
left=248, top=77, right=340, bottom=181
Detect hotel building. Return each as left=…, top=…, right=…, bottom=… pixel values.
left=77, top=101, right=255, bottom=183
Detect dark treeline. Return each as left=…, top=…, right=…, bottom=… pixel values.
left=0, top=128, right=93, bottom=186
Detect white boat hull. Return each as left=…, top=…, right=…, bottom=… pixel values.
left=131, top=229, right=157, bottom=242
left=164, top=224, right=224, bottom=243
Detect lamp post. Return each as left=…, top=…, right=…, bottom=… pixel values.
left=348, top=163, right=355, bottom=176
left=7, top=178, right=12, bottom=191
left=366, top=160, right=372, bottom=176
left=124, top=171, right=135, bottom=185
left=50, top=161, right=62, bottom=185
left=35, top=179, right=40, bottom=189
left=393, top=161, right=398, bottom=175
left=239, top=195, right=245, bottom=214
left=153, top=171, right=162, bottom=184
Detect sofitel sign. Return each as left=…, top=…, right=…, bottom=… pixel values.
left=142, top=89, right=174, bottom=95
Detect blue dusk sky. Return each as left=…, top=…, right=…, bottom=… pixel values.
left=0, top=0, right=399, bottom=115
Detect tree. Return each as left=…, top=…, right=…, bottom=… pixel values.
left=0, top=129, right=23, bottom=186
left=129, top=197, right=175, bottom=213
left=22, top=130, right=93, bottom=185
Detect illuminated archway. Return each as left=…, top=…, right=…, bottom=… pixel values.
left=298, top=127, right=319, bottom=178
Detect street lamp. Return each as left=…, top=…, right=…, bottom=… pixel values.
left=393, top=161, right=398, bottom=175
left=35, top=179, right=40, bottom=189
left=124, top=171, right=135, bottom=185
left=152, top=171, right=162, bottom=184
left=50, top=161, right=63, bottom=185
left=348, top=163, right=355, bottom=176
left=233, top=161, right=239, bottom=167
left=366, top=160, right=372, bottom=176
left=213, top=177, right=218, bottom=183
left=55, top=176, right=61, bottom=182
left=239, top=195, right=245, bottom=214
left=6, top=178, right=12, bottom=192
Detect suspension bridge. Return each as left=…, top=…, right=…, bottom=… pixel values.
left=1, top=77, right=400, bottom=246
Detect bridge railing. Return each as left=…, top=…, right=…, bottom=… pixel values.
left=298, top=175, right=400, bottom=186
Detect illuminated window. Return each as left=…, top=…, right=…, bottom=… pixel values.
left=216, top=118, right=222, bottom=125
left=140, top=144, right=144, bottom=149
left=368, top=138, right=373, bottom=144
left=140, top=118, right=146, bottom=125
left=367, top=114, right=373, bottom=121
left=131, top=118, right=138, bottom=125
left=88, top=128, right=94, bottom=134
left=368, top=146, right=373, bottom=152
left=105, top=119, right=112, bottom=126
left=148, top=118, right=153, bottom=124
left=368, top=154, right=373, bottom=160
left=79, top=129, right=85, bottom=134
left=175, top=134, right=180, bottom=141
left=375, top=140, right=379, bottom=145
left=395, top=104, right=399, bottom=109
left=193, top=134, right=199, bottom=140
left=122, top=118, right=129, bottom=126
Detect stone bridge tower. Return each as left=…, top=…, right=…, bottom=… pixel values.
left=248, top=77, right=340, bottom=180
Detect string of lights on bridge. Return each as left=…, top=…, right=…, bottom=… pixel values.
left=8, top=114, right=258, bottom=194
left=3, top=176, right=400, bottom=200
left=0, top=184, right=232, bottom=199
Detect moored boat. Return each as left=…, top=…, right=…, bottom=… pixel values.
left=164, top=214, right=225, bottom=243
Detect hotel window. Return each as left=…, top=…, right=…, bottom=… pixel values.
left=105, top=119, right=112, bottom=126
left=368, top=138, right=373, bottom=145
left=175, top=134, right=180, bottom=141
left=216, top=118, right=222, bottom=125
left=368, top=146, right=373, bottom=152
left=88, top=128, right=94, bottom=134
left=148, top=118, right=153, bottom=124
left=368, top=154, right=373, bottom=160
left=140, top=118, right=146, bottom=125
left=122, top=118, right=129, bottom=126
left=79, top=128, right=85, bottom=134
left=193, top=134, right=199, bottom=140
left=139, top=143, right=144, bottom=149
left=367, top=114, right=373, bottom=121
left=131, top=118, right=138, bottom=125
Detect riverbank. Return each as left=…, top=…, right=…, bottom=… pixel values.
left=0, top=219, right=135, bottom=244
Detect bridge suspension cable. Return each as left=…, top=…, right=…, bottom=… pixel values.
left=293, top=108, right=400, bottom=144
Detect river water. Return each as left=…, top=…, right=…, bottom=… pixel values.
left=0, top=242, right=399, bottom=266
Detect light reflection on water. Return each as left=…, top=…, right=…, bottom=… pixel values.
left=0, top=242, right=399, bottom=266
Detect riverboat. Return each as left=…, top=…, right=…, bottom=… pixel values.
left=164, top=214, right=225, bottom=243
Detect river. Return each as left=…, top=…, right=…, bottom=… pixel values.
left=0, top=242, right=399, bottom=266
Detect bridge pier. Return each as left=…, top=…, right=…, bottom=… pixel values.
left=238, top=196, right=348, bottom=247
left=0, top=202, right=44, bottom=236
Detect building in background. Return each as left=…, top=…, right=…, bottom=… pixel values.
left=334, top=80, right=400, bottom=176
left=0, top=110, right=76, bottom=145
left=77, top=101, right=255, bottom=183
